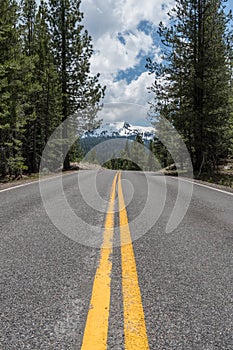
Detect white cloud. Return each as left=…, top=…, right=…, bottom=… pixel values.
left=106, top=72, right=154, bottom=104
left=98, top=72, right=155, bottom=125
left=119, top=0, right=173, bottom=30
left=90, top=30, right=154, bottom=78
left=81, top=0, right=174, bottom=40
left=80, top=0, right=175, bottom=124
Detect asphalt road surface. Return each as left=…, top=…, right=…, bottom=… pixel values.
left=0, top=170, right=232, bottom=350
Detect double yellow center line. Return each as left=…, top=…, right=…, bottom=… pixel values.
left=81, top=171, right=149, bottom=350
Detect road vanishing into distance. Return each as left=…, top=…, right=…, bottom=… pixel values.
left=0, top=170, right=232, bottom=349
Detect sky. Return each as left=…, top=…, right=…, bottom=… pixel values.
left=81, top=0, right=233, bottom=126
left=80, top=0, right=175, bottom=125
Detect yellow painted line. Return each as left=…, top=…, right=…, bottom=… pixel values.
left=81, top=172, right=119, bottom=350
left=118, top=172, right=150, bottom=350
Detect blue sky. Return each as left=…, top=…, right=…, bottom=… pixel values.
left=81, top=0, right=233, bottom=125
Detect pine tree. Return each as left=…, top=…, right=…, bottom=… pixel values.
left=69, top=137, right=84, bottom=162
left=20, top=0, right=62, bottom=173
left=0, top=0, right=26, bottom=178
left=153, top=137, right=172, bottom=169
left=227, top=57, right=233, bottom=158
left=118, top=140, right=131, bottom=170
left=87, top=149, right=98, bottom=164
left=130, top=134, right=145, bottom=170
left=147, top=0, right=233, bottom=174
left=48, top=0, right=105, bottom=170
left=146, top=140, right=159, bottom=171
left=20, top=0, right=40, bottom=173
left=33, top=0, right=62, bottom=169
left=1, top=0, right=103, bottom=177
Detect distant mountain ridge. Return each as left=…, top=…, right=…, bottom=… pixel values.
left=81, top=121, right=155, bottom=141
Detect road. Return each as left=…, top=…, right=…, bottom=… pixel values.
left=0, top=170, right=232, bottom=349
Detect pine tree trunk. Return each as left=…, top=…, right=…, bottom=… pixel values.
left=61, top=0, right=70, bottom=170
left=32, top=123, right=37, bottom=173
left=194, top=0, right=205, bottom=172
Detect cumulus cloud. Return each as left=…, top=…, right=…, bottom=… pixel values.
left=98, top=72, right=155, bottom=125
left=106, top=72, right=154, bottom=104
left=90, top=30, right=154, bottom=77
left=80, top=0, right=175, bottom=123
left=81, top=0, right=174, bottom=40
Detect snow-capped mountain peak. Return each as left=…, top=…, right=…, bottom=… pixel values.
left=82, top=121, right=155, bottom=141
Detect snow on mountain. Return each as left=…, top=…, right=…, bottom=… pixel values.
left=81, top=121, right=155, bottom=141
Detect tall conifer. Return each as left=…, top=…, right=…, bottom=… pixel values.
left=147, top=0, right=233, bottom=173
left=49, top=0, right=105, bottom=170
left=0, top=0, right=25, bottom=177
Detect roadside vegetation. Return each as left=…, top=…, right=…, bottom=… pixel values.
left=0, top=0, right=104, bottom=179
left=146, top=0, right=233, bottom=182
